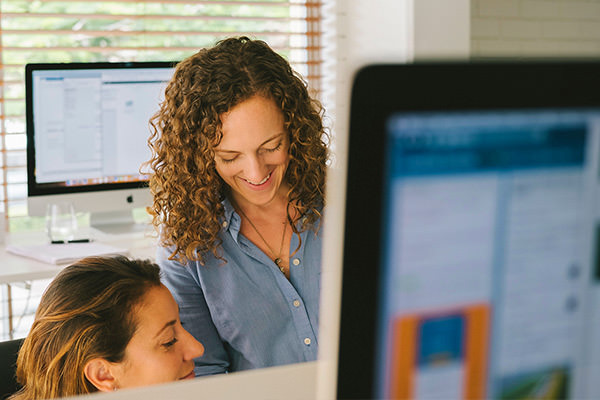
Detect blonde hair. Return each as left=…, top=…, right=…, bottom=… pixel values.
left=146, top=36, right=329, bottom=264
left=10, top=256, right=161, bottom=400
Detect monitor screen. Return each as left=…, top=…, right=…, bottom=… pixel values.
left=378, top=109, right=597, bottom=399
left=337, top=62, right=600, bottom=399
left=26, top=62, right=175, bottom=231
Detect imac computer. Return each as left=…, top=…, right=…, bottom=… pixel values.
left=338, top=61, right=600, bottom=399
left=25, top=62, right=175, bottom=234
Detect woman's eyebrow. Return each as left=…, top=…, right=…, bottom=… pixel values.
left=154, top=320, right=177, bottom=338
left=259, top=132, right=285, bottom=146
left=214, top=132, right=284, bottom=154
left=214, top=148, right=240, bottom=154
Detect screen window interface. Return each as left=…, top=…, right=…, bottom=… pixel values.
left=32, top=68, right=173, bottom=189
left=377, top=110, right=600, bottom=399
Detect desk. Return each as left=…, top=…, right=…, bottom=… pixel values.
left=0, top=230, right=157, bottom=339
left=0, top=230, right=157, bottom=284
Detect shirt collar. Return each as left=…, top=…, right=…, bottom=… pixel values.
left=222, top=198, right=324, bottom=241
left=222, top=197, right=242, bottom=242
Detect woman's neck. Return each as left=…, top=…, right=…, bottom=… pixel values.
left=230, top=187, right=290, bottom=221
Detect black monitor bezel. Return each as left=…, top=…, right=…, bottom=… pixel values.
left=25, top=61, right=177, bottom=197
left=337, top=60, right=600, bottom=399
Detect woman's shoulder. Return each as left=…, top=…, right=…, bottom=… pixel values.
left=156, top=239, right=229, bottom=273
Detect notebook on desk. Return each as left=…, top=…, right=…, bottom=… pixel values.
left=337, top=61, right=600, bottom=399
left=7, top=242, right=129, bottom=265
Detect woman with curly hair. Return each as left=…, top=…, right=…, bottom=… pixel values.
left=146, top=36, right=329, bottom=375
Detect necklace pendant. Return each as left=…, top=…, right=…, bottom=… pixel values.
left=274, top=258, right=284, bottom=272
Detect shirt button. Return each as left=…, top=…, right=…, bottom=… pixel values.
left=222, top=221, right=228, bottom=228
left=292, top=258, right=300, bottom=266
left=293, top=300, right=300, bottom=307
left=304, top=338, right=311, bottom=345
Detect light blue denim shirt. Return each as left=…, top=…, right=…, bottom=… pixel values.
left=157, top=199, right=322, bottom=376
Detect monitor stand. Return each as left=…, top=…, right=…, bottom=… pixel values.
left=90, top=210, right=150, bottom=235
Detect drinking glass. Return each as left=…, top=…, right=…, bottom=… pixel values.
left=46, top=202, right=78, bottom=242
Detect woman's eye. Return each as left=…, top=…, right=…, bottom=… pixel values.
left=264, top=142, right=282, bottom=153
left=162, top=337, right=178, bottom=348
left=220, top=157, right=237, bottom=164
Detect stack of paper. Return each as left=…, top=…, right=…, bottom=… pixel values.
left=6, top=242, right=130, bottom=265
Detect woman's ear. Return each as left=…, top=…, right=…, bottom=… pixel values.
left=84, top=358, right=118, bottom=392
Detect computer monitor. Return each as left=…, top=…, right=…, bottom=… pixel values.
left=337, top=61, right=600, bottom=399
left=26, top=61, right=175, bottom=233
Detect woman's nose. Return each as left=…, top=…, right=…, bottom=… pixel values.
left=243, top=155, right=267, bottom=184
left=181, top=328, right=204, bottom=360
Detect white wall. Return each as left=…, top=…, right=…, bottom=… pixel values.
left=413, top=0, right=471, bottom=60
left=316, top=1, right=413, bottom=398
left=472, top=0, right=600, bottom=57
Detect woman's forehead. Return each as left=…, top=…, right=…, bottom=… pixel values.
left=134, top=286, right=178, bottom=327
left=216, top=96, right=284, bottom=149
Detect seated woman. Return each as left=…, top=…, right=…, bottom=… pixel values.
left=10, top=256, right=204, bottom=399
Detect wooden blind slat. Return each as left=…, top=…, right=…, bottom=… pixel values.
left=31, top=0, right=321, bottom=5
left=2, top=30, right=315, bottom=36
left=1, top=12, right=318, bottom=22
left=2, top=46, right=323, bottom=53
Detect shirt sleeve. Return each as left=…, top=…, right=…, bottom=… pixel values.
left=156, top=246, right=230, bottom=376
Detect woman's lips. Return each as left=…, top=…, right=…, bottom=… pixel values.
left=179, top=370, right=195, bottom=380
left=241, top=171, right=273, bottom=190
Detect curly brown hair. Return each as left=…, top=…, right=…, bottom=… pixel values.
left=146, top=37, right=329, bottom=264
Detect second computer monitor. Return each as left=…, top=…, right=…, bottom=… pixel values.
left=338, top=61, right=600, bottom=399
left=26, top=62, right=175, bottom=233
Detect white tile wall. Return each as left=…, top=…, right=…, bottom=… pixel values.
left=472, top=0, right=600, bottom=57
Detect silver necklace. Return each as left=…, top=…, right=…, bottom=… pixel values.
left=236, top=206, right=287, bottom=273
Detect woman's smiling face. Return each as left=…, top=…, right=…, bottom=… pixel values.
left=109, top=284, right=204, bottom=387
left=213, top=95, right=290, bottom=209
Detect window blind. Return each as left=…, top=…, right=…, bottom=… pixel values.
left=0, top=0, right=322, bottom=232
